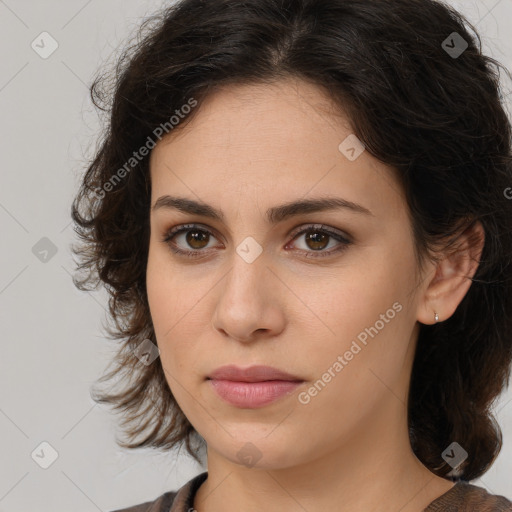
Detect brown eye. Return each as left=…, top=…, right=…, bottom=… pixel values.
left=163, top=223, right=352, bottom=259
left=303, top=231, right=330, bottom=251
left=163, top=224, right=219, bottom=257
left=288, top=224, right=352, bottom=258
left=184, top=229, right=210, bottom=249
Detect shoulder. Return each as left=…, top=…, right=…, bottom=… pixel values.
left=110, top=490, right=178, bottom=512
left=425, top=480, right=512, bottom=511
left=109, top=471, right=208, bottom=512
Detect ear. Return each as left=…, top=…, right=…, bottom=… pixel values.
left=417, top=220, right=485, bottom=325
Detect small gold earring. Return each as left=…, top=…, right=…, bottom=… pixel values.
left=434, top=311, right=439, bottom=323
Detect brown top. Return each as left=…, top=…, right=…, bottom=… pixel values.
left=111, top=471, right=512, bottom=512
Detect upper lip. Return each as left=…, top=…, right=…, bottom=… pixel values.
left=208, top=365, right=303, bottom=382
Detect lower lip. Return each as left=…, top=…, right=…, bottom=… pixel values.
left=208, top=379, right=303, bottom=408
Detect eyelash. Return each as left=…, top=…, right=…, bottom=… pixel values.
left=161, top=223, right=353, bottom=259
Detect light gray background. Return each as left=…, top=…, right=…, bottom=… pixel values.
left=0, top=0, right=511, bottom=510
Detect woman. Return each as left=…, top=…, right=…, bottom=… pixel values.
left=71, top=0, right=512, bottom=510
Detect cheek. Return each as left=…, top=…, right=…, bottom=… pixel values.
left=146, top=247, right=183, bottom=361
left=146, top=245, right=209, bottom=380
left=146, top=239, right=189, bottom=330
left=146, top=263, right=202, bottom=416
left=298, top=246, right=416, bottom=385
left=146, top=250, right=171, bottom=336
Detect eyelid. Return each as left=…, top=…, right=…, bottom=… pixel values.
left=163, top=222, right=223, bottom=243
left=287, top=223, right=352, bottom=243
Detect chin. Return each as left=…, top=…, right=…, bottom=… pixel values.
left=209, top=434, right=306, bottom=471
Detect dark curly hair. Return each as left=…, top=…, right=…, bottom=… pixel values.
left=71, top=0, right=512, bottom=480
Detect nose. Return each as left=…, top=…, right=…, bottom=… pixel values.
left=211, top=253, right=286, bottom=343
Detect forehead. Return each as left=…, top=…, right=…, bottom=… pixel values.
left=149, top=79, right=406, bottom=224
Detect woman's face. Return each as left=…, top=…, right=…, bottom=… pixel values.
left=147, top=78, right=429, bottom=469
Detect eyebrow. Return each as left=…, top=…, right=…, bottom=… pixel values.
left=152, top=195, right=374, bottom=223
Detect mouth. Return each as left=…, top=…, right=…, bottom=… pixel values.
left=206, top=365, right=304, bottom=408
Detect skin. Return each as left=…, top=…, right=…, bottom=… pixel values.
left=146, top=78, right=485, bottom=512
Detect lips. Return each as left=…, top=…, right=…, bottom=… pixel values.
left=207, top=364, right=303, bottom=383
left=207, top=365, right=304, bottom=408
